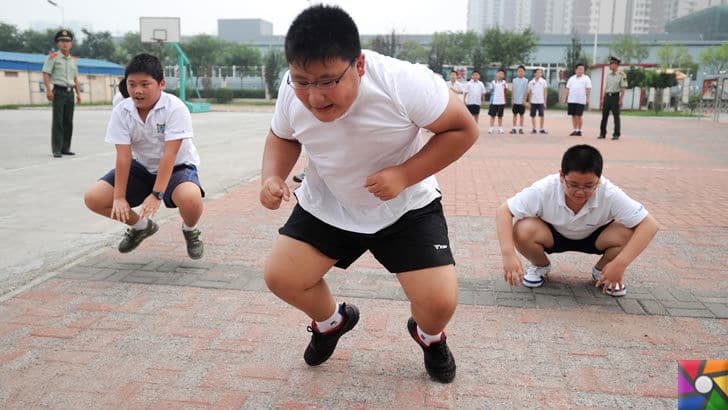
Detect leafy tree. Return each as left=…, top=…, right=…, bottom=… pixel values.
left=222, top=43, right=262, bottom=76
left=110, top=32, right=174, bottom=66
left=21, top=28, right=58, bottom=54
left=0, top=22, right=24, bottom=51
left=563, top=32, right=588, bottom=79
left=428, top=32, right=452, bottom=75
left=398, top=40, right=428, bottom=64
left=74, top=29, right=115, bottom=60
left=481, top=27, right=537, bottom=68
left=369, top=30, right=400, bottom=58
left=700, top=41, right=728, bottom=74
left=181, top=34, right=226, bottom=77
left=624, top=67, right=646, bottom=109
left=644, top=70, right=677, bottom=112
left=657, top=43, right=693, bottom=69
left=608, top=34, right=649, bottom=63
left=263, top=48, right=286, bottom=100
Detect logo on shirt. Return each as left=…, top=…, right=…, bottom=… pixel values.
left=156, top=123, right=166, bottom=134
left=433, top=244, right=449, bottom=250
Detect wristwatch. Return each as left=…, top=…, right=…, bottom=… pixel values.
left=151, top=191, right=164, bottom=200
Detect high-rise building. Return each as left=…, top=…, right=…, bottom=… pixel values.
left=467, top=0, right=533, bottom=32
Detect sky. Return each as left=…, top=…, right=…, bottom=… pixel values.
left=1, top=0, right=469, bottom=36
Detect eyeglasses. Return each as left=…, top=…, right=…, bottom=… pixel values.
left=563, top=180, right=598, bottom=193
left=287, top=61, right=355, bottom=90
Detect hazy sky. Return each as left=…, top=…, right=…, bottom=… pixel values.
left=1, top=0, right=468, bottom=36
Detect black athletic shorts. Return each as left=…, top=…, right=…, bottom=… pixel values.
left=544, top=220, right=613, bottom=255
left=279, top=198, right=455, bottom=273
left=567, top=103, right=585, bottom=116
left=466, top=104, right=481, bottom=115
left=488, top=104, right=505, bottom=117
left=512, top=104, right=526, bottom=115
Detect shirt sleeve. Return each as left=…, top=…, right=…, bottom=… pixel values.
left=395, top=63, right=450, bottom=127
left=105, top=105, right=131, bottom=145
left=506, top=183, right=543, bottom=220
left=608, top=186, right=649, bottom=228
left=42, top=56, right=54, bottom=74
left=586, top=76, right=592, bottom=89
left=270, top=70, right=296, bottom=140
left=164, top=105, right=194, bottom=141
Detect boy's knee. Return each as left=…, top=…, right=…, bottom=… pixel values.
left=84, top=187, right=104, bottom=211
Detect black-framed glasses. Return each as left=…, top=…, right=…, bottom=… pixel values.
left=287, top=61, right=355, bottom=90
left=562, top=179, right=598, bottom=193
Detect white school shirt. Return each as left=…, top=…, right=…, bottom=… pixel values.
left=271, top=50, right=449, bottom=234
left=566, top=74, right=592, bottom=104
left=464, top=80, right=486, bottom=105
left=106, top=92, right=200, bottom=173
left=489, top=80, right=507, bottom=105
left=528, top=78, right=548, bottom=104
left=507, top=173, right=648, bottom=240
left=448, top=80, right=466, bottom=103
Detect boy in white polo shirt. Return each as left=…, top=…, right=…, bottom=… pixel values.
left=260, top=5, right=478, bottom=383
left=84, top=53, right=205, bottom=259
left=487, top=68, right=508, bottom=134
left=495, top=145, right=658, bottom=296
left=526, top=68, right=548, bottom=134
left=566, top=63, right=592, bottom=136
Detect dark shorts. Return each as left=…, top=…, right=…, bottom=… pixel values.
left=530, top=103, right=545, bottom=117
left=279, top=198, right=455, bottom=273
left=488, top=104, right=505, bottom=117
left=466, top=104, right=481, bottom=115
left=567, top=103, right=585, bottom=116
left=512, top=104, right=526, bottom=115
left=544, top=220, right=613, bottom=255
left=99, top=159, right=205, bottom=208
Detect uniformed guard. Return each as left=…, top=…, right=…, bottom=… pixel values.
left=598, top=56, right=627, bottom=140
left=42, top=29, right=81, bottom=157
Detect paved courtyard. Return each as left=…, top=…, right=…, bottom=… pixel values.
left=1, top=108, right=727, bottom=408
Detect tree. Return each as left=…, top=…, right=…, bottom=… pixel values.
left=608, top=34, right=649, bottom=63
left=700, top=41, right=728, bottom=74
left=0, top=23, right=24, bottom=52
left=74, top=29, right=115, bottom=61
left=369, top=30, right=400, bottom=58
left=263, top=48, right=286, bottom=100
left=481, top=27, right=537, bottom=68
left=428, top=32, right=452, bottom=75
left=182, top=34, right=226, bottom=77
left=222, top=43, right=262, bottom=76
left=563, top=32, right=588, bottom=79
left=21, top=28, right=58, bottom=54
left=397, top=41, right=428, bottom=64
left=657, top=43, right=693, bottom=69
left=624, top=67, right=646, bottom=109
left=644, top=70, right=677, bottom=112
left=110, top=32, right=175, bottom=66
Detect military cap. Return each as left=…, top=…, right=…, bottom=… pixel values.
left=608, top=56, right=621, bottom=65
left=55, top=29, right=73, bottom=42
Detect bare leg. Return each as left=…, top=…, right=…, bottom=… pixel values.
left=171, top=182, right=203, bottom=227
left=513, top=218, right=554, bottom=266
left=84, top=180, right=140, bottom=225
left=398, top=265, right=458, bottom=334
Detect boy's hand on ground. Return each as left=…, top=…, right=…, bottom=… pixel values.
left=364, top=166, right=408, bottom=201
left=260, top=176, right=290, bottom=210
left=139, top=195, right=161, bottom=219
left=595, top=261, right=626, bottom=294
left=502, top=254, right=524, bottom=287
left=110, top=198, right=131, bottom=223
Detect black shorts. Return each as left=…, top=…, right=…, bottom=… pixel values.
left=530, top=104, right=545, bottom=117
left=466, top=104, right=481, bottom=115
left=100, top=159, right=205, bottom=208
left=279, top=198, right=455, bottom=273
left=544, top=221, right=613, bottom=255
left=488, top=104, right=505, bottom=117
left=512, top=104, right=526, bottom=115
left=567, top=103, right=585, bottom=116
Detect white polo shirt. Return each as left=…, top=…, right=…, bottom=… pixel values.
left=566, top=74, right=592, bottom=104
left=448, top=80, right=465, bottom=103
left=528, top=78, right=548, bottom=104
left=507, top=173, right=648, bottom=240
left=464, top=80, right=486, bottom=105
left=489, top=80, right=507, bottom=105
left=106, top=92, right=200, bottom=174
left=271, top=50, right=448, bottom=234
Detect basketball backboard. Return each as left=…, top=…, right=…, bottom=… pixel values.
left=140, top=17, right=180, bottom=43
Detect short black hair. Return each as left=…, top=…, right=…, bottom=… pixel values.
left=575, top=63, right=585, bottom=69
left=285, top=5, right=361, bottom=67
left=118, top=76, right=129, bottom=98
left=472, top=70, right=480, bottom=75
left=517, top=65, right=526, bottom=71
left=534, top=68, right=542, bottom=73
left=125, top=53, right=163, bottom=83
left=561, top=145, right=603, bottom=177
left=497, top=67, right=506, bottom=74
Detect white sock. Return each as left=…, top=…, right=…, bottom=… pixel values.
left=416, top=325, right=443, bottom=347
left=131, top=218, right=149, bottom=230
left=182, top=223, right=198, bottom=231
left=314, top=304, right=342, bottom=333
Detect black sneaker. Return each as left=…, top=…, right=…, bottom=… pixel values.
left=118, top=220, right=159, bottom=253
left=539, top=129, right=548, bottom=134
left=292, top=172, right=305, bottom=183
left=569, top=131, right=578, bottom=136
left=304, top=303, right=359, bottom=366
left=509, top=129, right=517, bottom=134
left=407, top=317, right=456, bottom=383
left=183, top=228, right=204, bottom=259
left=518, top=128, right=524, bottom=134
left=612, top=135, right=620, bottom=140
left=597, top=134, right=606, bottom=139
left=576, top=131, right=583, bottom=136
left=531, top=129, right=537, bottom=134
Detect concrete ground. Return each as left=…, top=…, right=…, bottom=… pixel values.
left=1, top=107, right=727, bottom=408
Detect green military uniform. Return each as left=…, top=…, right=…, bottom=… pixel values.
left=599, top=56, right=627, bottom=140
left=43, top=30, right=79, bottom=156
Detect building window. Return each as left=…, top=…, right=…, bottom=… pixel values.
left=88, top=75, right=97, bottom=79
left=4, top=71, right=19, bottom=77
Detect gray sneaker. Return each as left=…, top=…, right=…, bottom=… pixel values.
left=183, top=229, right=204, bottom=259
left=118, top=220, right=159, bottom=253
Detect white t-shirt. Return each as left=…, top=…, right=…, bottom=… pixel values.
left=464, top=80, right=486, bottom=105
left=528, top=78, right=548, bottom=104
left=448, top=80, right=465, bottom=103
left=489, top=80, right=507, bottom=105
left=507, top=173, right=648, bottom=240
left=106, top=92, right=200, bottom=173
left=112, top=91, right=125, bottom=107
left=271, top=50, right=448, bottom=234
left=566, top=74, right=592, bottom=104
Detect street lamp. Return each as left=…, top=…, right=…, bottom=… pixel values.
left=47, top=0, right=64, bottom=27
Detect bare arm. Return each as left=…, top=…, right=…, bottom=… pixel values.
left=496, top=201, right=524, bottom=286
left=114, top=145, right=133, bottom=201
left=152, top=139, right=183, bottom=193
left=43, top=72, right=53, bottom=101
left=74, top=75, right=81, bottom=103
left=260, top=129, right=302, bottom=209
left=614, top=214, right=659, bottom=268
